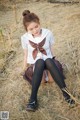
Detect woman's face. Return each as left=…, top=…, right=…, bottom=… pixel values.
left=27, top=22, right=41, bottom=37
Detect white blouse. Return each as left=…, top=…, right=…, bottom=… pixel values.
left=21, top=28, right=55, bottom=64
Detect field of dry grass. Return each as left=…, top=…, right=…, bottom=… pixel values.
left=0, top=1, right=80, bottom=120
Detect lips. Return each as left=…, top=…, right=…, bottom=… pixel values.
left=34, top=32, right=38, bottom=35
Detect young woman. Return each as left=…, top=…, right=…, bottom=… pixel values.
left=21, top=10, right=75, bottom=111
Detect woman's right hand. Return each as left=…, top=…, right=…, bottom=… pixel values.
left=21, top=49, right=28, bottom=76
left=20, top=66, right=28, bottom=76
left=20, top=69, right=26, bottom=76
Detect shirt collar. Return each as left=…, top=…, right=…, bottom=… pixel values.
left=27, top=28, right=49, bottom=41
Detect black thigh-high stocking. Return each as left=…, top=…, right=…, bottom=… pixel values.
left=45, top=58, right=66, bottom=88
left=30, top=59, right=45, bottom=101
left=45, top=58, right=70, bottom=99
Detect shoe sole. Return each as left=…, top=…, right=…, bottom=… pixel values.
left=26, top=107, right=38, bottom=112
left=26, top=105, right=38, bottom=112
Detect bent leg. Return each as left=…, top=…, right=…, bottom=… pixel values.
left=45, top=58, right=75, bottom=105
left=30, top=59, right=45, bottom=101
left=45, top=58, right=66, bottom=88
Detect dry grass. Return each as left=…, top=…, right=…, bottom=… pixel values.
left=0, top=1, right=80, bottom=120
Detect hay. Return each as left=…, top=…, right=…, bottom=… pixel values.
left=0, top=1, right=80, bottom=120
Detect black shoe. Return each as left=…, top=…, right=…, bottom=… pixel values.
left=65, top=97, right=75, bottom=105
left=26, top=100, right=38, bottom=112
left=63, top=91, right=75, bottom=105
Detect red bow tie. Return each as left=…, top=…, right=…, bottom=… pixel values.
left=29, top=38, right=47, bottom=59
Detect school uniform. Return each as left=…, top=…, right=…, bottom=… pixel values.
left=21, top=28, right=75, bottom=111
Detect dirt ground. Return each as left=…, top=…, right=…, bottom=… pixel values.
left=0, top=1, right=80, bottom=120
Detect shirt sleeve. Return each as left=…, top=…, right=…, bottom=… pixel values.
left=49, top=31, right=55, bottom=46
left=21, top=36, right=28, bottom=49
